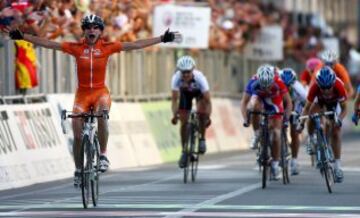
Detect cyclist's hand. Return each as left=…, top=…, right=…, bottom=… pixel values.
left=171, top=116, right=178, bottom=125
left=9, top=28, right=23, bottom=40
left=334, top=118, right=342, bottom=128
left=296, top=122, right=305, bottom=133
left=205, top=118, right=211, bottom=128
left=352, top=113, right=359, bottom=126
left=161, top=28, right=180, bottom=43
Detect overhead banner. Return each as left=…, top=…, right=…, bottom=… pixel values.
left=153, top=5, right=211, bottom=49
left=245, top=25, right=283, bottom=61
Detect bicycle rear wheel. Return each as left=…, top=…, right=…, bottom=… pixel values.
left=81, top=135, right=91, bottom=209
left=91, top=136, right=100, bottom=206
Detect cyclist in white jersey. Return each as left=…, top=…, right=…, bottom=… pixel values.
left=279, top=68, right=307, bottom=175
left=171, top=56, right=212, bottom=168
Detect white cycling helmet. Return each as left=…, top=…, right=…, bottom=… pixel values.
left=320, top=50, right=338, bottom=65
left=177, top=56, right=196, bottom=71
left=256, top=64, right=275, bottom=88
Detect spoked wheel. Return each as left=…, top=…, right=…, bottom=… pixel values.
left=191, top=153, right=199, bottom=182
left=183, top=151, right=190, bottom=184
left=91, top=137, right=100, bottom=206
left=81, top=136, right=91, bottom=209
left=323, top=163, right=334, bottom=193
left=183, top=124, right=193, bottom=184
left=261, top=161, right=268, bottom=189
left=281, top=134, right=290, bottom=185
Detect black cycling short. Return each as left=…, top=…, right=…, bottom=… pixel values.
left=179, top=90, right=203, bottom=111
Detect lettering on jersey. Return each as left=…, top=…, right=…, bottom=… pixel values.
left=93, top=49, right=102, bottom=56
left=14, top=108, right=61, bottom=149
left=0, top=111, right=17, bottom=155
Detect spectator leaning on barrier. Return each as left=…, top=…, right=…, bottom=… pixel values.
left=2, top=14, right=180, bottom=187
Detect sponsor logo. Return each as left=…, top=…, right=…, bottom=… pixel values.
left=0, top=111, right=17, bottom=155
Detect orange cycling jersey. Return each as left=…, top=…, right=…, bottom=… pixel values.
left=309, top=63, right=351, bottom=86
left=61, top=38, right=122, bottom=89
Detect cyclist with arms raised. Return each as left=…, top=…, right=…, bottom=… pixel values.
left=297, top=66, right=347, bottom=183
left=171, top=56, right=212, bottom=168
left=3, top=14, right=179, bottom=187
left=241, top=65, right=293, bottom=180
left=279, top=68, right=307, bottom=175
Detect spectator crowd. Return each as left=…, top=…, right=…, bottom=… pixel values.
left=0, top=0, right=353, bottom=65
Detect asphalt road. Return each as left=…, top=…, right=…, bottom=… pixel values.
left=0, top=134, right=360, bottom=218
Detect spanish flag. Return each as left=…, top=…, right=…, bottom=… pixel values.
left=14, top=40, right=38, bottom=89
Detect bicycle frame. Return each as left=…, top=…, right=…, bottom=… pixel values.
left=61, top=108, right=108, bottom=208
left=183, top=109, right=200, bottom=183
left=245, top=110, right=284, bottom=189
left=299, top=111, right=336, bottom=193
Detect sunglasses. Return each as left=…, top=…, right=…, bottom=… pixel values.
left=320, top=86, right=332, bottom=90
left=84, top=25, right=100, bottom=30
left=181, top=70, right=192, bottom=75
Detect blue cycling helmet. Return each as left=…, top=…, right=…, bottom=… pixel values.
left=279, top=68, right=297, bottom=86
left=315, top=66, right=336, bottom=89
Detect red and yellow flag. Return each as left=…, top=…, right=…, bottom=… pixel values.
left=14, top=40, right=38, bottom=89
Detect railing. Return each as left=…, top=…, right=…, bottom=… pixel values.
left=0, top=39, right=275, bottom=97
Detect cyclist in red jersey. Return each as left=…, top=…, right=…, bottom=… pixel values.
left=297, top=66, right=347, bottom=183
left=4, top=14, right=180, bottom=187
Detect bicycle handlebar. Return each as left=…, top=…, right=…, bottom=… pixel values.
left=61, top=109, right=109, bottom=120
left=243, top=110, right=284, bottom=127
left=298, top=111, right=336, bottom=121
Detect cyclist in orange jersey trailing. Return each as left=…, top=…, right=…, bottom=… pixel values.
left=3, top=14, right=180, bottom=187
left=318, top=50, right=354, bottom=98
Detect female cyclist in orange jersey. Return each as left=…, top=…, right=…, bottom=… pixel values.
left=3, top=14, right=180, bottom=187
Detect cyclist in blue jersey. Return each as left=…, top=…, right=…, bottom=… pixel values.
left=279, top=68, right=307, bottom=175
left=241, top=64, right=293, bottom=180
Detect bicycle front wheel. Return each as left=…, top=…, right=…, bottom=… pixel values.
left=323, top=163, right=334, bottom=193
left=281, top=132, right=290, bottom=185
left=183, top=124, right=192, bottom=184
left=81, top=135, right=91, bottom=209
left=91, top=136, right=100, bottom=206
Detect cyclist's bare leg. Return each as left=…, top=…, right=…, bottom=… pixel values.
left=269, top=118, right=282, bottom=161
left=307, top=103, right=322, bottom=136
left=330, top=122, right=341, bottom=159
left=72, top=116, right=84, bottom=169
left=95, top=94, right=111, bottom=155
left=97, top=110, right=109, bottom=155
left=290, top=125, right=300, bottom=158
left=247, top=96, right=263, bottom=131
left=179, top=111, right=190, bottom=149
left=196, top=98, right=210, bottom=139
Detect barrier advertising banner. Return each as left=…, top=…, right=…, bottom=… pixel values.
left=0, top=103, right=73, bottom=190
left=141, top=101, right=182, bottom=162
left=111, top=102, right=162, bottom=167
left=153, top=5, right=211, bottom=49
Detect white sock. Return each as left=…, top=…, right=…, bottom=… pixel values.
left=101, top=152, right=107, bottom=157
left=335, top=159, right=341, bottom=169
left=291, top=158, right=297, bottom=166
left=75, top=168, right=81, bottom=173
left=272, top=160, right=279, bottom=168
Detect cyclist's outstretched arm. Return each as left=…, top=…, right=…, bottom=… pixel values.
left=122, top=29, right=180, bottom=51
left=4, top=27, right=61, bottom=51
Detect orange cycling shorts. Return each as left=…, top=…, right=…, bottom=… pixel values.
left=73, top=87, right=111, bottom=113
